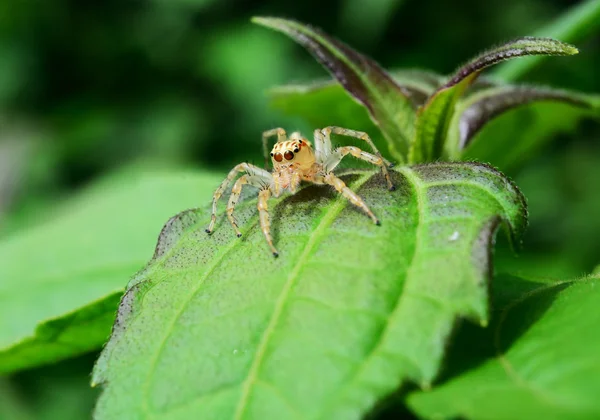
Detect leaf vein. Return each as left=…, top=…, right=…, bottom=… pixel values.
left=233, top=173, right=374, bottom=419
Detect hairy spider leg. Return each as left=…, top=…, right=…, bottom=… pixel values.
left=226, top=173, right=273, bottom=237
left=288, top=171, right=302, bottom=194
left=318, top=172, right=380, bottom=225
left=313, top=128, right=332, bottom=164
left=226, top=175, right=248, bottom=237
left=321, top=126, right=395, bottom=190
left=206, top=163, right=272, bottom=234
left=324, top=146, right=389, bottom=174
left=257, top=188, right=279, bottom=257
left=261, top=127, right=287, bottom=169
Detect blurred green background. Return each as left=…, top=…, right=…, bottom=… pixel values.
left=0, top=0, right=598, bottom=418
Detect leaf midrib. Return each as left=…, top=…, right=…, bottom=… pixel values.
left=233, top=173, right=373, bottom=420
left=317, top=166, right=423, bottom=417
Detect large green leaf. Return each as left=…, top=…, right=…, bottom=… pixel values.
left=252, top=17, right=416, bottom=163
left=0, top=169, right=221, bottom=374
left=411, top=37, right=579, bottom=163
left=408, top=274, right=600, bottom=420
left=92, top=162, right=526, bottom=419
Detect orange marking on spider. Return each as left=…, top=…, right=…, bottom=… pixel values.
left=206, top=126, right=395, bottom=257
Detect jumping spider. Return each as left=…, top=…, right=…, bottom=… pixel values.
left=206, top=126, right=395, bottom=257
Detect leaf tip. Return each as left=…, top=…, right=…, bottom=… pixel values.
left=555, top=41, right=579, bottom=56
left=250, top=16, right=268, bottom=25
left=251, top=16, right=290, bottom=31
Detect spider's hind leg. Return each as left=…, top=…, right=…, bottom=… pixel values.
left=323, top=145, right=395, bottom=193
left=323, top=172, right=380, bottom=225
left=321, top=126, right=395, bottom=191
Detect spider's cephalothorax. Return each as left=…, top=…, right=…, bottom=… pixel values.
left=206, top=126, right=395, bottom=257
left=269, top=132, right=316, bottom=195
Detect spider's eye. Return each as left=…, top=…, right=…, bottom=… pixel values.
left=294, top=148, right=299, bottom=153
left=284, top=150, right=294, bottom=160
left=274, top=153, right=283, bottom=162
left=270, top=152, right=274, bottom=157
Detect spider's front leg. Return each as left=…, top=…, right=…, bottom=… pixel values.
left=226, top=175, right=249, bottom=237
left=257, top=188, right=279, bottom=257
left=206, top=163, right=271, bottom=234
left=321, top=126, right=395, bottom=191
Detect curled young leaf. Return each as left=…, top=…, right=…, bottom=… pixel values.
left=92, top=163, right=527, bottom=420
left=446, top=85, right=599, bottom=158
left=458, top=88, right=600, bottom=169
left=253, top=17, right=416, bottom=163
left=411, top=37, right=579, bottom=164
left=444, top=37, right=578, bottom=89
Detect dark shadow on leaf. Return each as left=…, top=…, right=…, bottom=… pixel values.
left=424, top=274, right=567, bottom=386
left=367, top=382, right=420, bottom=420
left=494, top=278, right=572, bottom=353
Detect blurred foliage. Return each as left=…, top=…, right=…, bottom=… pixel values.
left=0, top=353, right=99, bottom=420
left=0, top=168, right=222, bottom=374
left=0, top=0, right=599, bottom=419
left=1, top=0, right=598, bottom=211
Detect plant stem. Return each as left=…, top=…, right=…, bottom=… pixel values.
left=492, top=0, right=600, bottom=81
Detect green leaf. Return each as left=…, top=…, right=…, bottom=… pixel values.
left=0, top=169, right=222, bottom=374
left=252, top=17, right=416, bottom=163
left=269, top=81, right=382, bottom=145
left=411, top=37, right=579, bottom=163
left=92, top=162, right=526, bottom=419
left=268, top=70, right=440, bottom=153
left=446, top=85, right=600, bottom=161
left=408, top=274, right=600, bottom=420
